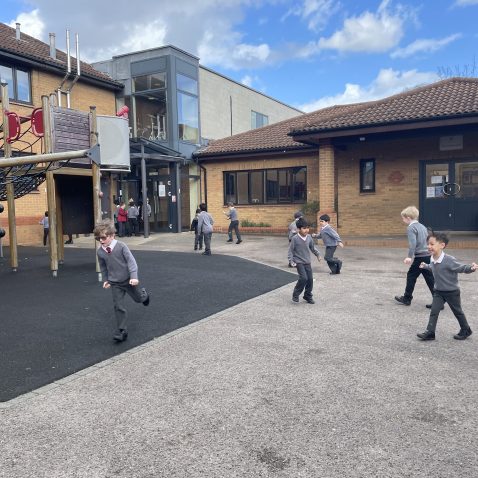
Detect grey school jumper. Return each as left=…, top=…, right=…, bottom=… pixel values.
left=288, top=234, right=320, bottom=264
left=406, top=221, right=429, bottom=258
left=97, top=241, right=147, bottom=333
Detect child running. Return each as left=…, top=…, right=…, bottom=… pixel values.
left=315, top=214, right=344, bottom=275
left=288, top=218, right=321, bottom=304
left=417, top=232, right=477, bottom=341
left=94, top=219, right=150, bottom=342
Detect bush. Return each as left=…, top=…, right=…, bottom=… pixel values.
left=241, top=219, right=272, bottom=227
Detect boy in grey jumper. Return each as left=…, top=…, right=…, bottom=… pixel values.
left=395, top=206, right=435, bottom=307
left=94, top=219, right=150, bottom=342
left=197, top=202, right=214, bottom=256
left=224, top=202, right=242, bottom=244
left=288, top=218, right=321, bottom=304
left=315, top=214, right=344, bottom=275
left=417, top=232, right=477, bottom=341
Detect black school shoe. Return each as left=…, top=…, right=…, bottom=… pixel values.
left=142, top=288, right=150, bottom=306
left=113, top=329, right=128, bottom=342
left=395, top=295, right=411, bottom=305
left=417, top=330, right=435, bottom=341
left=454, top=328, right=472, bottom=340
left=292, top=296, right=299, bottom=303
left=303, top=298, right=315, bottom=304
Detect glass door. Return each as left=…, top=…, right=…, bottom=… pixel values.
left=147, top=176, right=172, bottom=232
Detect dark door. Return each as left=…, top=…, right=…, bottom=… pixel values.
left=420, top=160, right=478, bottom=231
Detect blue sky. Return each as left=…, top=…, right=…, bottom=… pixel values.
left=1, top=0, right=477, bottom=112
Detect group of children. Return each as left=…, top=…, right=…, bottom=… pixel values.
left=94, top=202, right=476, bottom=345
left=288, top=205, right=477, bottom=343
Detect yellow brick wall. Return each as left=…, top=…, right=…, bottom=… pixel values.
left=337, top=131, right=478, bottom=235
left=1, top=68, right=117, bottom=245
left=202, top=152, right=320, bottom=229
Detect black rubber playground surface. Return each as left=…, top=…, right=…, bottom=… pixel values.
left=0, top=247, right=295, bottom=402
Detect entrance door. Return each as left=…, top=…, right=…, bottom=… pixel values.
left=421, top=160, right=478, bottom=231
left=148, top=175, right=172, bottom=232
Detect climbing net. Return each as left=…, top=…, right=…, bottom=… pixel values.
left=0, top=109, right=70, bottom=200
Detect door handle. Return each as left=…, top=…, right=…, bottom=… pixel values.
left=443, top=182, right=460, bottom=196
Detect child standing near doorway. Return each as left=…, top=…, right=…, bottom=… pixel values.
left=315, top=214, right=344, bottom=275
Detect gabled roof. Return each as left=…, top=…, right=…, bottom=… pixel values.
left=195, top=77, right=478, bottom=159
left=194, top=103, right=364, bottom=158
left=292, top=77, right=478, bottom=135
left=0, top=23, right=123, bottom=90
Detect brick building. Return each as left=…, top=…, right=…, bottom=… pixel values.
left=194, top=78, right=478, bottom=236
left=0, top=22, right=122, bottom=244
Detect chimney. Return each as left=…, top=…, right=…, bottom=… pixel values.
left=49, top=33, right=56, bottom=59
left=15, top=23, right=21, bottom=40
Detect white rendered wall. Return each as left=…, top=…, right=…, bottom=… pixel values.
left=199, top=67, right=303, bottom=141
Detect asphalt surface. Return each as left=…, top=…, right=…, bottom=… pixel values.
left=1, top=233, right=478, bottom=477
left=0, top=245, right=295, bottom=402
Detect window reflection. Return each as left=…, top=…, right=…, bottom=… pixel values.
left=178, top=91, right=198, bottom=143
left=134, top=90, right=167, bottom=141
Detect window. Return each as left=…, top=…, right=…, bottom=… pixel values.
left=251, top=110, right=268, bottom=129
left=0, top=63, right=31, bottom=103
left=132, top=72, right=167, bottom=141
left=177, top=74, right=199, bottom=143
left=224, top=167, right=306, bottom=205
left=360, top=159, right=375, bottom=193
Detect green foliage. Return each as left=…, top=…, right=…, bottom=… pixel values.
left=241, top=219, right=272, bottom=227
left=301, top=201, right=320, bottom=216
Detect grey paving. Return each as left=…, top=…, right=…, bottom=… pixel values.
left=1, top=232, right=477, bottom=477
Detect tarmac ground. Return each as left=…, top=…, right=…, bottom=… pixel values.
left=1, top=232, right=478, bottom=477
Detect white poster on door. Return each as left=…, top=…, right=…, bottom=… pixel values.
left=426, top=187, right=435, bottom=198
left=158, top=184, right=166, bottom=197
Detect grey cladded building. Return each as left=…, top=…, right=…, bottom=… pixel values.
left=92, top=46, right=302, bottom=233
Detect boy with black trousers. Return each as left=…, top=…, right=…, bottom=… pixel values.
left=417, top=232, right=477, bottom=341
left=190, top=208, right=203, bottom=251
left=288, top=218, right=321, bottom=304
left=395, top=206, right=435, bottom=307
left=94, top=219, right=150, bottom=342
left=315, top=214, right=344, bottom=274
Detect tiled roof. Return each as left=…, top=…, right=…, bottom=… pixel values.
left=195, top=77, right=478, bottom=158
left=194, top=103, right=365, bottom=158
left=292, top=77, right=478, bottom=134
left=0, top=23, right=122, bottom=90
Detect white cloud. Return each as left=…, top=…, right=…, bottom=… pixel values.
left=8, top=9, right=45, bottom=39
left=454, top=0, right=478, bottom=5
left=283, top=0, right=340, bottom=32
left=317, top=0, right=405, bottom=53
left=298, top=68, right=439, bottom=112
left=391, top=33, right=462, bottom=59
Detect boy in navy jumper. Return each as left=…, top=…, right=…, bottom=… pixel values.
left=94, top=219, right=150, bottom=342
left=288, top=218, right=321, bottom=304
left=417, top=232, right=477, bottom=341
left=315, top=214, right=344, bottom=274
left=395, top=206, right=435, bottom=307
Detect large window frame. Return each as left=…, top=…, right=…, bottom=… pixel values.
left=177, top=73, right=199, bottom=144
left=224, top=167, right=307, bottom=205
left=251, top=110, right=269, bottom=129
left=0, top=63, right=31, bottom=104
left=360, top=158, right=376, bottom=193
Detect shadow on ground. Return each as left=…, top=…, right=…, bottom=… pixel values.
left=0, top=247, right=295, bottom=401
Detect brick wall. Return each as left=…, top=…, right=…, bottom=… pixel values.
left=337, top=131, right=478, bottom=235
left=201, top=152, right=320, bottom=230
left=2, top=68, right=117, bottom=245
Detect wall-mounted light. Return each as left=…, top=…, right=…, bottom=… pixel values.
left=359, top=137, right=366, bottom=142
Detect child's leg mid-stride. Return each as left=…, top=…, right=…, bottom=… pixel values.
left=417, top=290, right=472, bottom=341
left=324, top=246, right=341, bottom=274
left=292, top=263, right=315, bottom=304
left=110, top=282, right=149, bottom=341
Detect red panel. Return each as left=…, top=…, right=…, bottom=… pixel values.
left=6, top=111, right=21, bottom=143
left=31, top=108, right=44, bottom=137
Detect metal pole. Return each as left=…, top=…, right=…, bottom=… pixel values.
left=141, top=144, right=149, bottom=238
left=175, top=162, right=181, bottom=232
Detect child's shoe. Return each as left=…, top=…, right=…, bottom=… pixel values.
left=417, top=330, right=435, bottom=341
left=292, top=296, right=299, bottom=303
left=453, top=328, right=472, bottom=340
left=395, top=295, right=411, bottom=305
left=113, top=329, right=128, bottom=342
left=304, top=297, right=315, bottom=304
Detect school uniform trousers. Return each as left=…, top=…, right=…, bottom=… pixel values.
left=110, top=281, right=148, bottom=332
